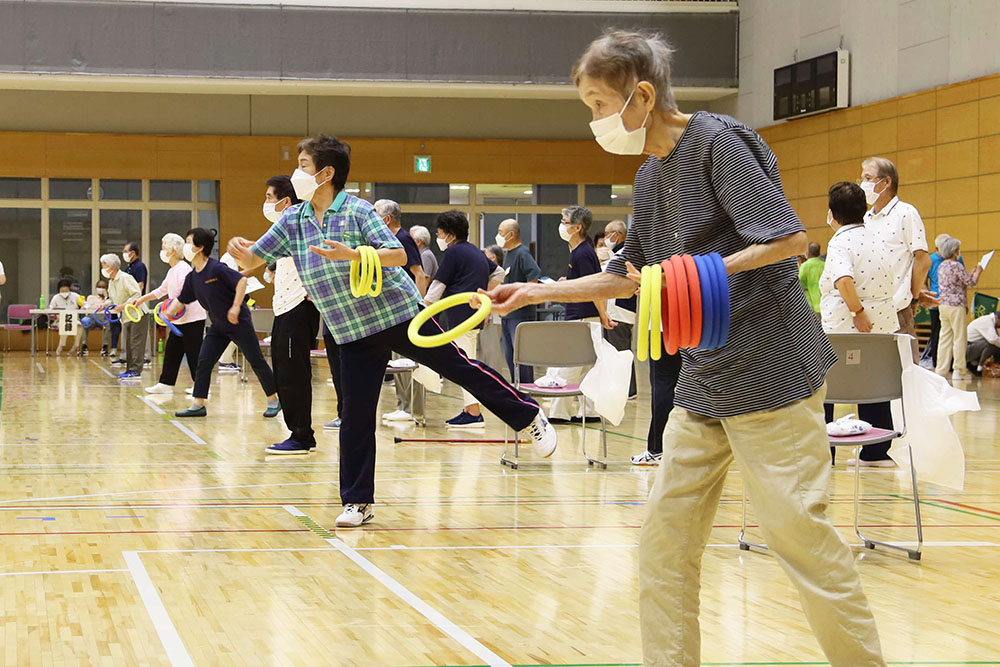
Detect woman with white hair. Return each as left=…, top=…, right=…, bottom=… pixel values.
left=133, top=232, right=208, bottom=394
left=409, top=224, right=438, bottom=280
left=935, top=236, right=982, bottom=381
left=100, top=253, right=147, bottom=380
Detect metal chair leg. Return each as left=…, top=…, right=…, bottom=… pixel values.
left=585, top=416, right=607, bottom=469
left=853, top=446, right=923, bottom=561
left=737, top=478, right=768, bottom=552
left=500, top=425, right=519, bottom=469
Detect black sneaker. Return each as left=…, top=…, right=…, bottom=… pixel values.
left=100, top=345, right=108, bottom=357
left=112, top=358, right=127, bottom=366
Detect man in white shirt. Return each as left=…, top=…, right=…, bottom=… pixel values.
left=860, top=157, right=935, bottom=363
left=967, top=312, right=1000, bottom=375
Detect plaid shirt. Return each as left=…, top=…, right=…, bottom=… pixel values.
left=250, top=190, right=421, bottom=344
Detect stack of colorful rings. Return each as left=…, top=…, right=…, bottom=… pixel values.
left=636, top=252, right=730, bottom=360
left=350, top=246, right=383, bottom=298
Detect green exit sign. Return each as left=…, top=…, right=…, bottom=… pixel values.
left=413, top=155, right=432, bottom=174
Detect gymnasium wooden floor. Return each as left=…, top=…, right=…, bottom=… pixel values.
left=1, top=350, right=998, bottom=666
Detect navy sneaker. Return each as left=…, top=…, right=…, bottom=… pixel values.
left=265, top=439, right=315, bottom=455
left=445, top=411, right=485, bottom=428
left=117, top=370, right=140, bottom=380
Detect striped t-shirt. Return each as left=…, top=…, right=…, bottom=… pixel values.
left=606, top=111, right=836, bottom=419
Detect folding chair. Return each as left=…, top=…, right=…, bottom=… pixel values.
left=502, top=321, right=607, bottom=469
left=4, top=304, right=34, bottom=351
left=384, top=361, right=425, bottom=426
left=739, top=333, right=923, bottom=561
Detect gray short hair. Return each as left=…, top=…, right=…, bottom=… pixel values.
left=410, top=224, right=431, bottom=247
left=161, top=232, right=185, bottom=255
left=862, top=156, right=899, bottom=192
left=374, top=199, right=401, bottom=223
left=572, top=29, right=677, bottom=111
left=939, top=237, right=961, bottom=260
left=935, top=233, right=953, bottom=250
left=562, top=205, right=593, bottom=237
left=100, top=253, right=121, bottom=270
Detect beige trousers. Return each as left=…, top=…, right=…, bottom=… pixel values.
left=639, top=388, right=885, bottom=667
left=935, top=304, right=968, bottom=376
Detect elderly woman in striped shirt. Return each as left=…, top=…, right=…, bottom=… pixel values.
left=483, top=29, right=885, bottom=667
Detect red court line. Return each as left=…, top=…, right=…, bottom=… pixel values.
left=0, top=528, right=311, bottom=536
left=929, top=499, right=1000, bottom=517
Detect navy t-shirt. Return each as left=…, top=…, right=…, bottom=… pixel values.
left=564, top=242, right=601, bottom=320
left=435, top=241, right=497, bottom=330
left=502, top=244, right=541, bottom=320
left=125, top=259, right=148, bottom=293
left=395, top=227, right=423, bottom=283
left=178, top=258, right=253, bottom=333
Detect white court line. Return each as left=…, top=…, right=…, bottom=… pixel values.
left=168, top=420, right=206, bottom=445
left=281, top=506, right=512, bottom=667
left=88, top=359, right=116, bottom=378
left=138, top=396, right=167, bottom=415
left=123, top=551, right=194, bottom=667
left=0, top=470, right=630, bottom=505
left=0, top=568, right=128, bottom=577
left=35, top=362, right=45, bottom=373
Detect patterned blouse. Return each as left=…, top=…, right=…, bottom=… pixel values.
left=937, top=259, right=978, bottom=308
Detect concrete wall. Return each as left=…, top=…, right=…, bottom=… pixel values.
left=738, top=0, right=1000, bottom=129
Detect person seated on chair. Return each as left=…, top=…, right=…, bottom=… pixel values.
left=966, top=311, right=1000, bottom=376
left=50, top=278, right=82, bottom=356
left=818, top=181, right=897, bottom=467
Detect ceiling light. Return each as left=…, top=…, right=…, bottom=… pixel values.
left=523, top=190, right=533, bottom=195
left=610, top=194, right=619, bottom=199
left=450, top=185, right=470, bottom=190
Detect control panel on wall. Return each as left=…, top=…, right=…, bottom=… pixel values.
left=773, top=50, right=850, bottom=121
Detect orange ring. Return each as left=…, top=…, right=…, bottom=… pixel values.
left=660, top=259, right=680, bottom=355
left=682, top=254, right=702, bottom=348
left=670, top=255, right=691, bottom=348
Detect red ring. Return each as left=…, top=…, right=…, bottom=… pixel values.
left=681, top=254, right=702, bottom=348
left=660, top=259, right=680, bottom=355
left=670, top=255, right=691, bottom=348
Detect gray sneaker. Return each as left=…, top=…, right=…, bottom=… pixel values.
left=630, top=450, right=662, bottom=466
left=323, top=418, right=342, bottom=429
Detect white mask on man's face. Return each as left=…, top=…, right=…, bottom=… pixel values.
left=558, top=223, right=574, bottom=243
left=122, top=252, right=132, bottom=264
left=826, top=210, right=836, bottom=229
left=291, top=168, right=327, bottom=200
left=495, top=232, right=507, bottom=247
left=101, top=268, right=112, bottom=279
left=860, top=179, right=881, bottom=205
left=604, top=235, right=617, bottom=249
left=436, top=236, right=449, bottom=252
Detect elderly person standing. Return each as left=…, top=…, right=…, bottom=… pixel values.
left=602, top=219, right=638, bottom=399
left=935, top=236, right=982, bottom=381
left=495, top=218, right=542, bottom=383
left=860, top=157, right=934, bottom=363
left=409, top=224, right=438, bottom=281
left=101, top=253, right=147, bottom=380
left=920, top=234, right=961, bottom=368
left=819, top=182, right=897, bottom=467
left=483, top=29, right=885, bottom=666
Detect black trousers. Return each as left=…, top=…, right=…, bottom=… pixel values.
left=647, top=352, right=681, bottom=455
left=159, top=320, right=205, bottom=386
left=192, top=323, right=276, bottom=400
left=921, top=308, right=941, bottom=365
left=338, top=316, right=540, bottom=504
left=272, top=300, right=321, bottom=445
left=824, top=401, right=893, bottom=462
left=323, top=330, right=344, bottom=418
left=967, top=339, right=1000, bottom=369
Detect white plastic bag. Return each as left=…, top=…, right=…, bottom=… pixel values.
left=580, top=322, right=633, bottom=426
left=890, top=363, right=979, bottom=490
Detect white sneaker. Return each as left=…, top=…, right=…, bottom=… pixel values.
left=185, top=387, right=194, bottom=395
left=525, top=409, right=557, bottom=458
left=630, top=450, right=662, bottom=466
left=382, top=409, right=412, bottom=422
left=846, top=458, right=896, bottom=468
left=145, top=383, right=175, bottom=394
left=952, top=371, right=972, bottom=382
left=335, top=503, right=374, bottom=527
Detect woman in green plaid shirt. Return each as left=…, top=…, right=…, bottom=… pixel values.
left=228, top=135, right=557, bottom=528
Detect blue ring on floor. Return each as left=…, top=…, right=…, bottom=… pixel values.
left=693, top=254, right=716, bottom=351
left=709, top=252, right=730, bottom=348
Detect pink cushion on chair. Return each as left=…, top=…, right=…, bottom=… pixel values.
left=829, top=427, right=897, bottom=446
left=520, top=382, right=582, bottom=394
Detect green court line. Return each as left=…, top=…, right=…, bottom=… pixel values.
left=205, top=450, right=224, bottom=461
left=890, top=493, right=1000, bottom=523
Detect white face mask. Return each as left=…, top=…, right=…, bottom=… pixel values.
left=558, top=223, right=575, bottom=242
left=826, top=211, right=836, bottom=229
left=588, top=86, right=650, bottom=156
left=436, top=236, right=449, bottom=252
left=291, top=168, right=326, bottom=201
left=263, top=201, right=283, bottom=223
left=159, top=249, right=170, bottom=264
left=101, top=268, right=111, bottom=279
left=495, top=233, right=508, bottom=247
left=182, top=243, right=197, bottom=262
left=96, top=287, right=107, bottom=296
left=860, top=180, right=881, bottom=205
left=604, top=236, right=617, bottom=249
left=122, top=252, right=133, bottom=264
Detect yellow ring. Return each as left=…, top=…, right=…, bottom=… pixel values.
left=350, top=250, right=363, bottom=297
left=649, top=264, right=662, bottom=361
left=153, top=303, right=167, bottom=326
left=123, top=303, right=142, bottom=323
left=368, top=247, right=383, bottom=297
left=637, top=265, right=651, bottom=362
left=407, top=292, right=492, bottom=348
left=360, top=246, right=373, bottom=295
left=350, top=245, right=381, bottom=298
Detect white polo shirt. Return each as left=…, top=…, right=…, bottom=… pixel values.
left=864, top=196, right=928, bottom=311
left=968, top=314, right=1000, bottom=346
left=271, top=257, right=307, bottom=316
left=818, top=224, right=898, bottom=334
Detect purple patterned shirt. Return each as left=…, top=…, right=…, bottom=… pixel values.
left=937, top=259, right=978, bottom=308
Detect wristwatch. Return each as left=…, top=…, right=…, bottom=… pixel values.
left=851, top=306, right=865, bottom=317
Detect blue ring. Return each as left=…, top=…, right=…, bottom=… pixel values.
left=104, top=305, right=121, bottom=323
left=693, top=254, right=716, bottom=351
left=703, top=254, right=723, bottom=350
left=92, top=307, right=109, bottom=326
left=710, top=252, right=730, bottom=348
left=155, top=303, right=184, bottom=338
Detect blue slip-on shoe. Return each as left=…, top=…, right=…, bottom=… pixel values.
left=445, top=411, right=485, bottom=428
left=262, top=404, right=281, bottom=418
left=265, top=439, right=315, bottom=455
left=174, top=406, right=207, bottom=418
